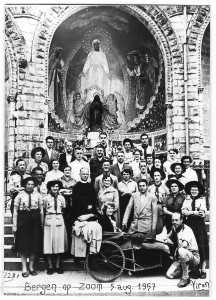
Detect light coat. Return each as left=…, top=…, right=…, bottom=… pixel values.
left=98, top=186, right=120, bottom=226
left=122, top=192, right=157, bottom=234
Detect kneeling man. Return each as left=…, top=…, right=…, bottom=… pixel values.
left=166, top=212, right=200, bottom=288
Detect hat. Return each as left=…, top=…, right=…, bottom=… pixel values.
left=181, top=155, right=192, bottom=164
left=150, top=168, right=166, bottom=180
left=185, top=181, right=205, bottom=196
left=31, top=147, right=46, bottom=159
left=166, top=179, right=184, bottom=191
left=47, top=180, right=63, bottom=191
left=170, top=162, right=186, bottom=174
left=123, top=138, right=133, bottom=147
left=121, top=168, right=132, bottom=175
left=21, top=176, right=38, bottom=187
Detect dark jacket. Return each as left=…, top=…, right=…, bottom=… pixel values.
left=71, top=182, right=99, bottom=223
left=98, top=214, right=116, bottom=232
left=110, top=163, right=133, bottom=182
left=42, top=149, right=59, bottom=170
left=89, top=156, right=105, bottom=184
left=59, top=153, right=75, bottom=171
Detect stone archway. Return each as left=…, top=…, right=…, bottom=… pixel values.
left=32, top=5, right=177, bottom=138
left=186, top=6, right=210, bottom=161
left=5, top=9, right=28, bottom=166
left=187, top=6, right=210, bottom=88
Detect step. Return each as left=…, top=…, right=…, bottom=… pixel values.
left=4, top=245, right=19, bottom=258
left=4, top=234, right=14, bottom=245
left=4, top=224, right=13, bottom=234
left=4, top=215, right=12, bottom=224
left=4, top=257, right=85, bottom=271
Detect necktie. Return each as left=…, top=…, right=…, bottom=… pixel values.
left=20, top=173, right=24, bottom=182
left=155, top=183, right=162, bottom=201
left=28, top=193, right=32, bottom=209
left=191, top=197, right=196, bottom=211
left=143, top=145, right=148, bottom=159
left=54, top=195, right=58, bottom=213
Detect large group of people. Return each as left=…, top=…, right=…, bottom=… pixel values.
left=9, top=132, right=209, bottom=288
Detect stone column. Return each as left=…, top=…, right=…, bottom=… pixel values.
left=6, top=96, right=16, bottom=169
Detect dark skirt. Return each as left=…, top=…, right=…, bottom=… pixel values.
left=119, top=194, right=133, bottom=227
left=15, top=209, right=42, bottom=256
left=185, top=216, right=209, bottom=262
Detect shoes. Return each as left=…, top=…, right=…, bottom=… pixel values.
left=22, top=272, right=29, bottom=277
left=190, top=270, right=200, bottom=279
left=29, top=270, right=37, bottom=276
left=177, top=277, right=190, bottom=288
left=200, top=271, right=207, bottom=279
left=47, top=268, right=54, bottom=275
left=56, top=268, right=64, bottom=274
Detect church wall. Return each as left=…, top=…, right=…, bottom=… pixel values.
left=4, top=5, right=210, bottom=168
left=9, top=14, right=48, bottom=162
left=201, top=25, right=210, bottom=159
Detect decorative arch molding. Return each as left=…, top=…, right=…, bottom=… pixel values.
left=32, top=5, right=174, bottom=93
left=8, top=6, right=43, bottom=20
left=5, top=8, right=28, bottom=98
left=32, top=4, right=184, bottom=131
left=5, top=35, right=18, bottom=101
left=187, top=6, right=210, bottom=88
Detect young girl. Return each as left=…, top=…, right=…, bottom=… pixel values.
left=43, top=180, right=68, bottom=275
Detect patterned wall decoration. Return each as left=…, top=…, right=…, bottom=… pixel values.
left=128, top=67, right=166, bottom=132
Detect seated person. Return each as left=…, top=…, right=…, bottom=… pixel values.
left=165, top=212, right=200, bottom=288
left=97, top=175, right=120, bottom=227
left=98, top=202, right=122, bottom=234
left=71, top=167, right=102, bottom=260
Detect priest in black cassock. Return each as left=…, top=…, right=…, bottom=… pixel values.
left=71, top=167, right=102, bottom=259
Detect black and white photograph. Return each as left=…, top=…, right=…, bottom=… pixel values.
left=3, top=1, right=213, bottom=297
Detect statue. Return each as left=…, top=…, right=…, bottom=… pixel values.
left=48, top=47, right=66, bottom=121
left=79, top=39, right=112, bottom=96
left=89, top=94, right=103, bottom=131
left=65, top=90, right=125, bottom=131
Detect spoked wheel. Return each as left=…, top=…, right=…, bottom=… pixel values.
left=86, top=240, right=125, bottom=282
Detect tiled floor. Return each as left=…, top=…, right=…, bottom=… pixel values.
left=3, top=269, right=210, bottom=296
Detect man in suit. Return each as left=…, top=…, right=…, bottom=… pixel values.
left=110, top=150, right=133, bottom=182
left=122, top=179, right=157, bottom=234
left=59, top=140, right=75, bottom=171
left=137, top=133, right=155, bottom=160
left=90, top=144, right=105, bottom=184
left=94, top=158, right=118, bottom=194
left=42, top=136, right=59, bottom=170
left=133, top=160, right=151, bottom=184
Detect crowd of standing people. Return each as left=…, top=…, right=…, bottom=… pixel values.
left=9, top=132, right=209, bottom=288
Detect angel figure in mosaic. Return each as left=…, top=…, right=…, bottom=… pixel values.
left=48, top=46, right=67, bottom=121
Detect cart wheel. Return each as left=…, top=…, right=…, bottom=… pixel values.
left=86, top=240, right=125, bottom=283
